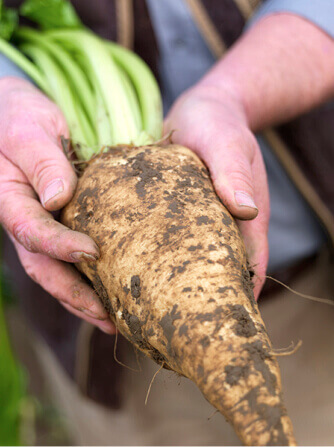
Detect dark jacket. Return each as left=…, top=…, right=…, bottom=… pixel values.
left=3, top=0, right=334, bottom=408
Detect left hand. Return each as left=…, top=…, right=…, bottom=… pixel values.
left=165, top=85, right=270, bottom=299
left=0, top=77, right=115, bottom=333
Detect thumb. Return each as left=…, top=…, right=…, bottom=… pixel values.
left=5, top=125, right=76, bottom=212
left=207, top=144, right=258, bottom=221
left=0, top=79, right=77, bottom=212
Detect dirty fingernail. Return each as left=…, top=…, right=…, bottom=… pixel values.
left=42, top=178, right=64, bottom=207
left=70, top=251, right=99, bottom=262
left=235, top=191, right=258, bottom=210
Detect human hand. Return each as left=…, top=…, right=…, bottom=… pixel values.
left=165, top=85, right=269, bottom=299
left=0, top=77, right=114, bottom=333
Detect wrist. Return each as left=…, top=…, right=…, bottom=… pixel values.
left=196, top=13, right=334, bottom=132
left=194, top=59, right=264, bottom=132
left=186, top=80, right=249, bottom=129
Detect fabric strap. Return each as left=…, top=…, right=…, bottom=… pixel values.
left=115, top=0, right=134, bottom=48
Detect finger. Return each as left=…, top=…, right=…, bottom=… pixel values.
left=1, top=108, right=76, bottom=211
left=201, top=129, right=259, bottom=221
left=0, top=154, right=99, bottom=262
left=238, top=218, right=269, bottom=300
left=61, top=302, right=115, bottom=334
left=238, top=150, right=270, bottom=299
left=13, top=238, right=115, bottom=334
left=167, top=113, right=259, bottom=220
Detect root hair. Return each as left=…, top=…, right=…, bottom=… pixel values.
left=113, top=330, right=141, bottom=373
left=255, top=274, right=334, bottom=306
left=270, top=340, right=303, bottom=357
left=145, top=363, right=164, bottom=405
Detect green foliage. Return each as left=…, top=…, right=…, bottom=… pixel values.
left=0, top=0, right=163, bottom=158
left=0, top=232, right=27, bottom=446
left=20, top=0, right=82, bottom=30
left=0, top=1, right=18, bottom=41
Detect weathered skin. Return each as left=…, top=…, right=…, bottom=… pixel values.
left=62, top=145, right=296, bottom=446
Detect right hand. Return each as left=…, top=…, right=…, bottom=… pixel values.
left=165, top=84, right=270, bottom=299
left=0, top=77, right=114, bottom=334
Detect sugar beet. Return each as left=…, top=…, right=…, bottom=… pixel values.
left=61, top=145, right=296, bottom=446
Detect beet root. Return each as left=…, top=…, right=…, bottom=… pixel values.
left=61, top=145, right=296, bottom=446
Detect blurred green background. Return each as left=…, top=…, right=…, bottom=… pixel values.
left=0, top=232, right=72, bottom=446
left=0, top=231, right=27, bottom=445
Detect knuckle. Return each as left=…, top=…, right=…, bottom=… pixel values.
left=32, top=158, right=62, bottom=191
left=70, top=281, right=84, bottom=306
left=69, top=281, right=101, bottom=315
left=219, top=126, right=257, bottom=160
left=6, top=118, right=29, bottom=144
left=11, top=217, right=44, bottom=254
left=12, top=216, right=73, bottom=261
left=12, top=219, right=35, bottom=251
left=4, top=119, right=44, bottom=158
left=5, top=101, right=41, bottom=136
left=70, top=282, right=93, bottom=307
left=23, top=261, right=39, bottom=284
left=69, top=282, right=91, bottom=310
left=228, top=170, right=254, bottom=192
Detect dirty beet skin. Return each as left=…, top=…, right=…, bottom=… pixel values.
left=61, top=145, right=296, bottom=446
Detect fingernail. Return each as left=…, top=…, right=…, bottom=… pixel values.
left=70, top=251, right=99, bottom=262
left=235, top=191, right=258, bottom=210
left=42, top=178, right=64, bottom=207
